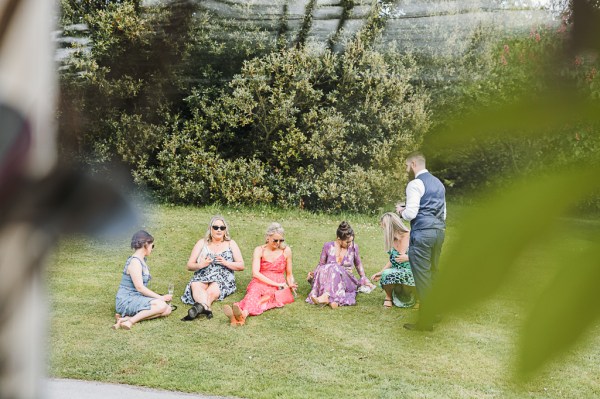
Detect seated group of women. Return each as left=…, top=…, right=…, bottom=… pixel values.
left=112, top=213, right=417, bottom=330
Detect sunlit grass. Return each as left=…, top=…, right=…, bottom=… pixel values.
left=48, top=204, right=600, bottom=398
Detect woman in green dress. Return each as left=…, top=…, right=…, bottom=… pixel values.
left=371, top=212, right=417, bottom=308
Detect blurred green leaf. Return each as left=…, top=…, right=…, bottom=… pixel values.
left=424, top=162, right=600, bottom=324
left=517, top=233, right=600, bottom=377
left=424, top=91, right=600, bottom=152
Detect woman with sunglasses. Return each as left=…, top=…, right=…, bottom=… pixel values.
left=113, top=230, right=173, bottom=330
left=181, top=216, right=244, bottom=320
left=306, top=221, right=375, bottom=308
left=223, top=222, right=296, bottom=326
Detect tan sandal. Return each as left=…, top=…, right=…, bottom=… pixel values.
left=383, top=299, right=393, bottom=308
left=232, top=304, right=246, bottom=326
left=223, top=305, right=242, bottom=326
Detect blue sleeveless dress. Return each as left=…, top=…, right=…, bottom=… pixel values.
left=115, top=256, right=154, bottom=316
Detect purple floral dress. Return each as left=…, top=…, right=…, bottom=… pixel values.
left=306, top=241, right=369, bottom=306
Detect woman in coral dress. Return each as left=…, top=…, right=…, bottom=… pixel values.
left=223, top=223, right=297, bottom=326
left=306, top=221, right=375, bottom=308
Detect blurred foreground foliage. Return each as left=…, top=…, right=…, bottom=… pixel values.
left=422, top=0, right=600, bottom=379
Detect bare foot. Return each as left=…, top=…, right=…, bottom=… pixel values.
left=311, top=293, right=330, bottom=305
left=120, top=320, right=133, bottom=330
left=329, top=302, right=338, bottom=309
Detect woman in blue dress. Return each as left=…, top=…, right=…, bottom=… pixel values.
left=181, top=215, right=245, bottom=320
left=113, top=230, right=173, bottom=330
left=371, top=212, right=417, bottom=308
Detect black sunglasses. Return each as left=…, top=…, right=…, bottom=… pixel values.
left=272, top=239, right=285, bottom=243
left=212, top=225, right=227, bottom=231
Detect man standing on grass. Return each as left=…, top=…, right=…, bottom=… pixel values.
left=396, top=152, right=446, bottom=331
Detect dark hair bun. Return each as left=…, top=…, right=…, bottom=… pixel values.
left=131, top=230, right=154, bottom=249
left=336, top=221, right=354, bottom=240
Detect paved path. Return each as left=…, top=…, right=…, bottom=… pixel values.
left=45, top=378, right=238, bottom=399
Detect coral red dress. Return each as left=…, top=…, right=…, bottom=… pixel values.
left=236, top=253, right=293, bottom=316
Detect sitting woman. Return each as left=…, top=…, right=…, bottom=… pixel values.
left=306, top=221, right=375, bottom=308
left=371, top=212, right=417, bottom=308
left=223, top=222, right=296, bottom=326
left=113, top=230, right=173, bottom=330
left=181, top=215, right=244, bottom=320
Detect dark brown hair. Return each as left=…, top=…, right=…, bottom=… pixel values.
left=131, top=230, right=154, bottom=250
left=336, top=221, right=354, bottom=241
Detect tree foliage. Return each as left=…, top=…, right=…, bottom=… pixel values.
left=59, top=1, right=428, bottom=212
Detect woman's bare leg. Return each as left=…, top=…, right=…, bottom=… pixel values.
left=121, top=300, right=171, bottom=329
left=204, top=283, right=221, bottom=310
left=191, top=282, right=209, bottom=305
left=382, top=284, right=395, bottom=301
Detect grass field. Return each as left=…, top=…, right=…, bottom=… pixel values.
left=48, top=204, right=600, bottom=398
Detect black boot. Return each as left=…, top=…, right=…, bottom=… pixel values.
left=199, top=303, right=213, bottom=319
left=181, top=302, right=205, bottom=321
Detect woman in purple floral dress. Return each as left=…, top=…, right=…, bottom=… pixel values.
left=306, top=221, right=375, bottom=308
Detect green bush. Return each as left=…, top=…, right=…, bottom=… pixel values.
left=176, top=32, right=428, bottom=211
left=59, top=2, right=429, bottom=211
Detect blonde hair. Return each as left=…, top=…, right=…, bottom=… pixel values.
left=204, top=215, right=231, bottom=242
left=265, top=222, right=286, bottom=249
left=380, top=212, right=409, bottom=252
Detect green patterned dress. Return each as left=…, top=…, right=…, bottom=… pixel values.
left=379, top=248, right=416, bottom=308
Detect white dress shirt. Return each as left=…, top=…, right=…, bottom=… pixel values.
left=400, top=169, right=447, bottom=221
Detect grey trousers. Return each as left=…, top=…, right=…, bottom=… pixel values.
left=408, top=228, right=445, bottom=309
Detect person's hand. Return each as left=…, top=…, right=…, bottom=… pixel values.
left=306, top=271, right=314, bottom=281
left=200, top=256, right=213, bottom=268
left=396, top=203, right=406, bottom=214
left=163, top=294, right=173, bottom=302
left=371, top=272, right=382, bottom=282
left=288, top=282, right=298, bottom=290
left=214, top=255, right=226, bottom=264
left=394, top=255, right=403, bottom=263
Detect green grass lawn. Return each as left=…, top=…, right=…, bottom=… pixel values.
left=48, top=204, right=600, bottom=398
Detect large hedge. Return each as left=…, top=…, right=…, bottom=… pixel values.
left=59, top=1, right=599, bottom=212
left=59, top=1, right=429, bottom=212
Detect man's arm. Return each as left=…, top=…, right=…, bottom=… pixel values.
left=401, top=179, right=425, bottom=221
